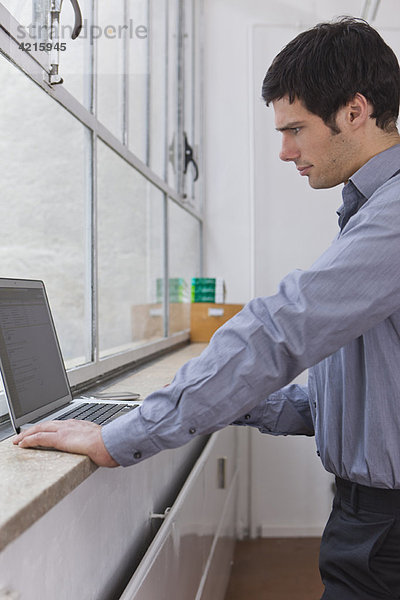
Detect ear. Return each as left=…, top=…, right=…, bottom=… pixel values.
left=345, top=93, right=370, bottom=129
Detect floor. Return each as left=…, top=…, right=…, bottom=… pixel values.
left=224, top=537, right=324, bottom=600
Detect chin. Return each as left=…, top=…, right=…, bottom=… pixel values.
left=308, top=178, right=324, bottom=189
left=308, top=177, right=339, bottom=190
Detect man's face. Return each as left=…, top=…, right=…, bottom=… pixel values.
left=273, top=96, right=357, bottom=189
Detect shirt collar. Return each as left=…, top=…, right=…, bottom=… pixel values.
left=337, top=143, right=400, bottom=230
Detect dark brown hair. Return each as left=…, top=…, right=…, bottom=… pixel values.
left=262, top=17, right=400, bottom=132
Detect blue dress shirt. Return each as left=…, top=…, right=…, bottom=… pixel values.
left=102, top=144, right=400, bottom=489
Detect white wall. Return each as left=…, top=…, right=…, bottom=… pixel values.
left=202, top=0, right=400, bottom=537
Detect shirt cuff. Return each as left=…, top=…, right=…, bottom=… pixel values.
left=101, top=406, right=162, bottom=467
left=232, top=402, right=267, bottom=427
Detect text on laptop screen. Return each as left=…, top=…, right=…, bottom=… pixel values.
left=0, top=286, right=70, bottom=419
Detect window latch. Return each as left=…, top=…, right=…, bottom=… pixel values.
left=183, top=132, right=199, bottom=182
left=48, top=0, right=83, bottom=85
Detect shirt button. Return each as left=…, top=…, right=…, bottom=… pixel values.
left=316, top=450, right=320, bottom=457
left=189, top=427, right=196, bottom=434
left=244, top=414, right=251, bottom=420
left=133, top=451, right=142, bottom=459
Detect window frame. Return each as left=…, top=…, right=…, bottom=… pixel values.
left=0, top=0, right=204, bottom=391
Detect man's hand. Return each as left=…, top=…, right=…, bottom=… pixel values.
left=13, top=420, right=119, bottom=467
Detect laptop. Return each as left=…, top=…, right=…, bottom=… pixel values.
left=0, top=277, right=141, bottom=434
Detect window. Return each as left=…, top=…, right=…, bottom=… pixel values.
left=168, top=200, right=201, bottom=334
left=0, top=0, right=203, bottom=411
left=0, top=57, right=90, bottom=369
left=97, top=141, right=165, bottom=357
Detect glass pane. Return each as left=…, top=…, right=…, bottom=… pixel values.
left=97, top=141, right=164, bottom=357
left=0, top=56, right=90, bottom=369
left=1, top=0, right=32, bottom=25
left=1, top=0, right=93, bottom=108
left=97, top=1, right=124, bottom=140
left=184, top=0, right=194, bottom=146
left=182, top=0, right=201, bottom=211
left=3, top=0, right=49, bottom=72
left=128, top=0, right=168, bottom=179
left=168, top=200, right=200, bottom=334
left=192, top=0, right=203, bottom=214
left=128, top=0, right=149, bottom=162
left=148, top=0, right=167, bottom=178
left=167, top=0, right=178, bottom=189
left=57, top=0, right=93, bottom=108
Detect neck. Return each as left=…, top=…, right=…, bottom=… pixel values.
left=364, top=128, right=400, bottom=159
left=376, top=129, right=400, bottom=149
left=351, top=130, right=400, bottom=176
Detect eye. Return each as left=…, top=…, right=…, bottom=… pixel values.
left=291, top=127, right=301, bottom=135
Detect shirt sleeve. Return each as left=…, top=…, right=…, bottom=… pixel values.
left=232, top=384, right=314, bottom=436
left=102, top=176, right=400, bottom=466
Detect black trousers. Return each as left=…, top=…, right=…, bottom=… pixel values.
left=319, top=477, right=400, bottom=599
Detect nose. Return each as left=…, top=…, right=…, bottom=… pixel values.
left=279, top=135, right=300, bottom=162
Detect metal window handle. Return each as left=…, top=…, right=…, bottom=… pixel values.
left=150, top=507, right=171, bottom=520
left=184, top=132, right=199, bottom=182
left=48, top=0, right=83, bottom=85
left=50, top=0, right=82, bottom=39
left=69, top=0, right=83, bottom=39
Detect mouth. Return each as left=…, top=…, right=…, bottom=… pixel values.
left=297, top=165, right=313, bottom=176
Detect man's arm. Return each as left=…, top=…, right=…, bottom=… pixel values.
left=13, top=177, right=400, bottom=465
left=14, top=382, right=314, bottom=465
left=100, top=181, right=400, bottom=466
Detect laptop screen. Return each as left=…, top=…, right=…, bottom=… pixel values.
left=0, top=279, right=71, bottom=423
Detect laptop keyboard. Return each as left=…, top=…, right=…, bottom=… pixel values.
left=55, top=402, right=139, bottom=425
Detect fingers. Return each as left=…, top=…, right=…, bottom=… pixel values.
left=17, top=430, right=59, bottom=448
left=14, top=420, right=77, bottom=452
left=13, top=421, right=62, bottom=444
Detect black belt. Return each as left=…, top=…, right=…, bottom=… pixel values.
left=335, top=476, right=400, bottom=514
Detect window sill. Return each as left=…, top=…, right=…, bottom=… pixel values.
left=0, top=342, right=207, bottom=553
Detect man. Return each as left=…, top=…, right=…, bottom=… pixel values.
left=14, top=17, right=400, bottom=599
